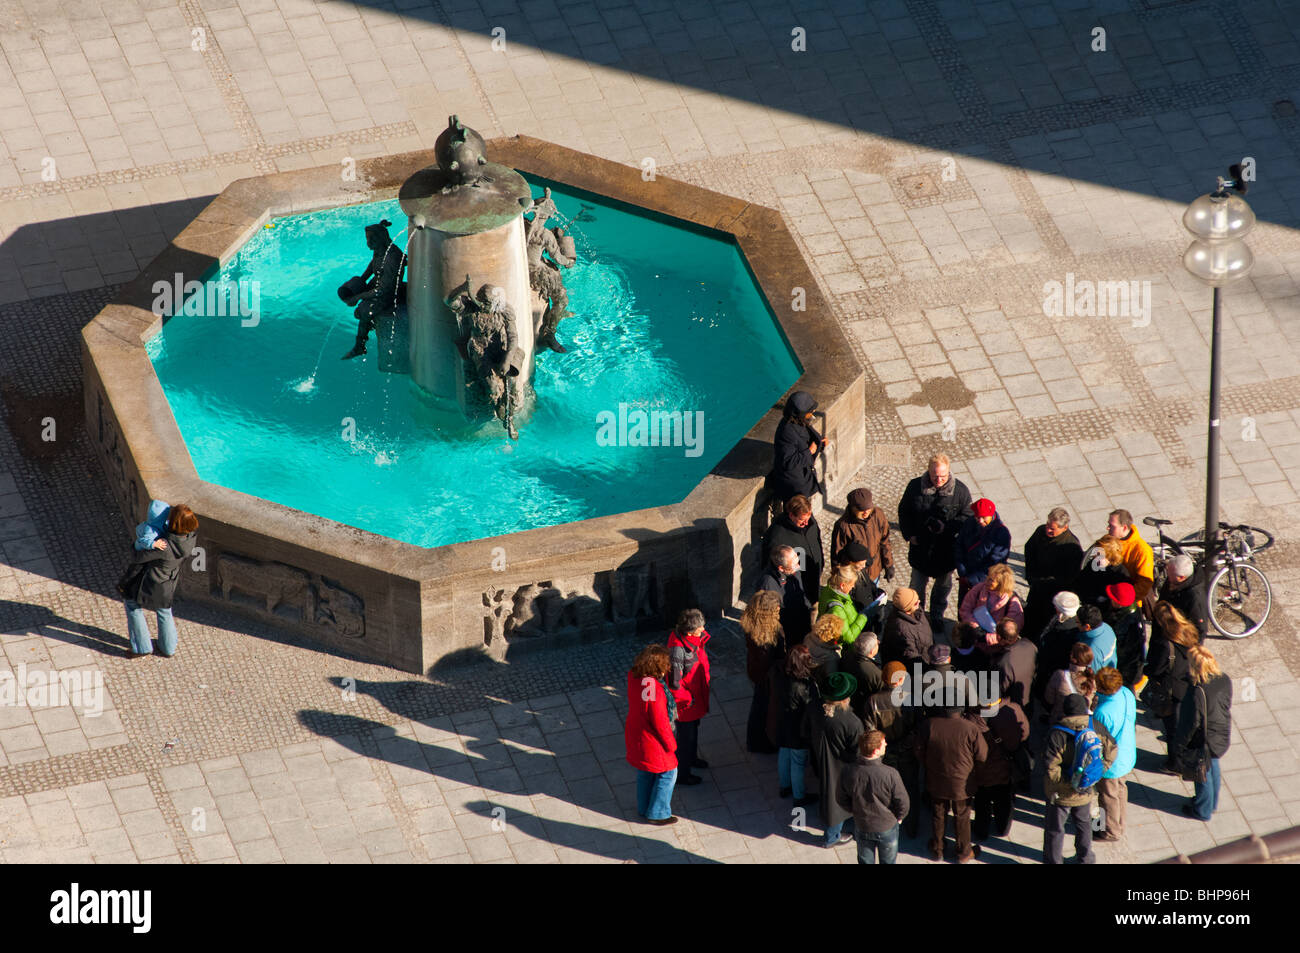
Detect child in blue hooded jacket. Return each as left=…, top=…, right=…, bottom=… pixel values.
left=135, top=500, right=172, bottom=551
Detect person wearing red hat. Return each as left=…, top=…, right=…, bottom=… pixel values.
left=954, top=498, right=1011, bottom=607
left=1105, top=581, right=1146, bottom=692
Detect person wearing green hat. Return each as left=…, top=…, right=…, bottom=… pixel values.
left=810, top=671, right=862, bottom=847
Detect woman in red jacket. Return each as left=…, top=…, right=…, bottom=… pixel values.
left=625, top=644, right=679, bottom=825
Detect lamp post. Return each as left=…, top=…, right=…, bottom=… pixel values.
left=1181, top=170, right=1255, bottom=579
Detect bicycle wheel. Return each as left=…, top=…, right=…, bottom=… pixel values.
left=1180, top=526, right=1275, bottom=555
left=1208, top=563, right=1271, bottom=638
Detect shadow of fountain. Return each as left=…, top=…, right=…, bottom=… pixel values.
left=298, top=698, right=719, bottom=863
left=0, top=198, right=219, bottom=600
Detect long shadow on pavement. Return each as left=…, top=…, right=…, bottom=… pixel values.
left=0, top=599, right=130, bottom=658
left=298, top=703, right=719, bottom=864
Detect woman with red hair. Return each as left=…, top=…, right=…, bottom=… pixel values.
left=625, top=644, right=679, bottom=825
left=119, top=503, right=199, bottom=658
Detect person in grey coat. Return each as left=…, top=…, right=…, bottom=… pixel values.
left=120, top=503, right=199, bottom=658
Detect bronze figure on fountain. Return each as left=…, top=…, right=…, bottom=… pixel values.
left=525, top=186, right=576, bottom=353
left=338, top=219, right=406, bottom=360
left=447, top=275, right=525, bottom=440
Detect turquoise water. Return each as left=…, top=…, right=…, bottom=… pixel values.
left=147, top=178, right=801, bottom=547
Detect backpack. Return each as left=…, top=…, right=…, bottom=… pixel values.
left=1054, top=719, right=1106, bottom=793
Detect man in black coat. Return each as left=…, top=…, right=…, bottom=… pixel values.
left=990, top=619, right=1037, bottom=714
left=756, top=544, right=813, bottom=647
left=1023, top=507, right=1084, bottom=640
left=1160, top=554, right=1209, bottom=642
left=898, top=453, right=972, bottom=631
left=762, top=494, right=823, bottom=604
left=767, top=391, right=826, bottom=511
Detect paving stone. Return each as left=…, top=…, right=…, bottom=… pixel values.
left=2, top=0, right=1300, bottom=870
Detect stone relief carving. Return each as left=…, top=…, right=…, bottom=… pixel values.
left=213, top=553, right=366, bottom=639
left=483, top=586, right=511, bottom=646
left=490, top=564, right=658, bottom=642
left=610, top=563, right=655, bottom=622
left=314, top=576, right=365, bottom=639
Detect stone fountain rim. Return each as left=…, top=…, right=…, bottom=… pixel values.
left=81, top=134, right=865, bottom=589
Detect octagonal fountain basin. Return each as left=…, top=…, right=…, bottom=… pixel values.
left=146, top=178, right=801, bottom=548
left=84, top=137, right=866, bottom=673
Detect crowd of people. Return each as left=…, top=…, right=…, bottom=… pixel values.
left=623, top=393, right=1235, bottom=863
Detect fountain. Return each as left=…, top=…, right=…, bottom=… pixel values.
left=82, top=123, right=868, bottom=673
left=335, top=117, right=580, bottom=440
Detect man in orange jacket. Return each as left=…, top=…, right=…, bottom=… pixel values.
left=1099, top=510, right=1154, bottom=607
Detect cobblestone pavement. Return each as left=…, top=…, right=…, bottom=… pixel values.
left=2, top=0, right=1300, bottom=863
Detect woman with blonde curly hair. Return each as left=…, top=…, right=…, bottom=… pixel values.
left=741, top=590, right=784, bottom=754
left=957, top=563, right=1024, bottom=670
left=1073, top=535, right=1130, bottom=611
left=804, top=613, right=844, bottom=689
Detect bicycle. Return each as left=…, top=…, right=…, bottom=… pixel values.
left=1143, top=516, right=1274, bottom=639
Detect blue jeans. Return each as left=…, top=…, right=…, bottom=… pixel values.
left=125, top=599, right=177, bottom=656
left=1191, top=757, right=1221, bottom=820
left=856, top=824, right=900, bottom=864
left=824, top=818, right=854, bottom=846
left=778, top=747, right=809, bottom=798
left=636, top=768, right=677, bottom=821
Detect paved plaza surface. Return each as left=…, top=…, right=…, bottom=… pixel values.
left=3, top=0, right=1300, bottom=863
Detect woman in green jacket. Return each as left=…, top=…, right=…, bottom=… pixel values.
left=819, top=566, right=869, bottom=646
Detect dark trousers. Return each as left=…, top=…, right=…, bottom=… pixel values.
left=886, top=750, right=920, bottom=837
left=1023, top=595, right=1054, bottom=645
left=747, top=683, right=776, bottom=753
left=1116, top=625, right=1146, bottom=686
left=1044, top=801, right=1095, bottom=864
left=1161, top=711, right=1178, bottom=764
left=354, top=303, right=378, bottom=346
left=929, top=796, right=972, bottom=858
left=677, top=719, right=701, bottom=779
left=973, top=784, right=1013, bottom=841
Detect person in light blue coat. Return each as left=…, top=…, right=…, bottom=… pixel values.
left=134, top=499, right=171, bottom=551
left=1074, top=605, right=1117, bottom=672
left=1091, top=666, right=1136, bottom=843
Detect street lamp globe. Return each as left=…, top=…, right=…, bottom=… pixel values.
left=1182, top=191, right=1256, bottom=286
left=1182, top=238, right=1254, bottom=286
